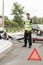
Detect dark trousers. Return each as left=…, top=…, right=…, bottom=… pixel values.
left=24, top=30, right=32, bottom=47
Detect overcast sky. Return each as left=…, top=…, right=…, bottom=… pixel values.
left=0, top=0, right=43, bottom=19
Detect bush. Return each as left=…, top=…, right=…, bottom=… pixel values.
left=5, top=20, right=19, bottom=27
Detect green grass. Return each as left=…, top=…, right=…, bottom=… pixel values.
left=5, top=27, right=23, bottom=32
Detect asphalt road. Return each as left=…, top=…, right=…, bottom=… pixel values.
left=0, top=32, right=43, bottom=65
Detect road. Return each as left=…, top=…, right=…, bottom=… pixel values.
left=0, top=32, right=43, bottom=65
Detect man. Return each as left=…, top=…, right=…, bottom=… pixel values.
left=22, top=13, right=32, bottom=48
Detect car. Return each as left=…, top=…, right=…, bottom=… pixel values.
left=32, top=24, right=43, bottom=36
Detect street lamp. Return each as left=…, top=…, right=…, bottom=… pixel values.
left=2, top=0, right=4, bottom=28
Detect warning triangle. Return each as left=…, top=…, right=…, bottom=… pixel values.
left=28, top=48, right=41, bottom=61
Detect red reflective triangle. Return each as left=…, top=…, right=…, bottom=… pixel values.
left=28, top=48, right=41, bottom=61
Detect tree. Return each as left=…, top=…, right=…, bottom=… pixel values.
left=32, top=16, right=38, bottom=24
left=12, top=2, right=24, bottom=26
left=4, top=16, right=19, bottom=27
left=32, top=16, right=43, bottom=24
left=4, top=16, right=9, bottom=21
left=4, top=16, right=9, bottom=26
left=38, top=18, right=43, bottom=24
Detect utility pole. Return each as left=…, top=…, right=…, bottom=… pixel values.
left=2, top=0, right=4, bottom=28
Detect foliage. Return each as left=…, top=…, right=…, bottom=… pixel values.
left=12, top=2, right=24, bottom=26
left=32, top=16, right=38, bottom=24
left=4, top=16, right=19, bottom=27
left=4, top=16, right=23, bottom=32
left=32, top=16, right=43, bottom=24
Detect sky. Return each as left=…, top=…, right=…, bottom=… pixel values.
left=0, top=0, right=43, bottom=19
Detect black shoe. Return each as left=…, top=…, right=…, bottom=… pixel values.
left=22, top=45, right=27, bottom=47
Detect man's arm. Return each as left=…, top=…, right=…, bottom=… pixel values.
left=30, top=19, right=32, bottom=23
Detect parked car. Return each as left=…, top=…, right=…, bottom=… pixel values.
left=32, top=24, right=43, bottom=36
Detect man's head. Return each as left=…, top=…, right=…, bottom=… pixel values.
left=26, top=13, right=30, bottom=19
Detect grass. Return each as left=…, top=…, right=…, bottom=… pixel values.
left=5, top=27, right=23, bottom=32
